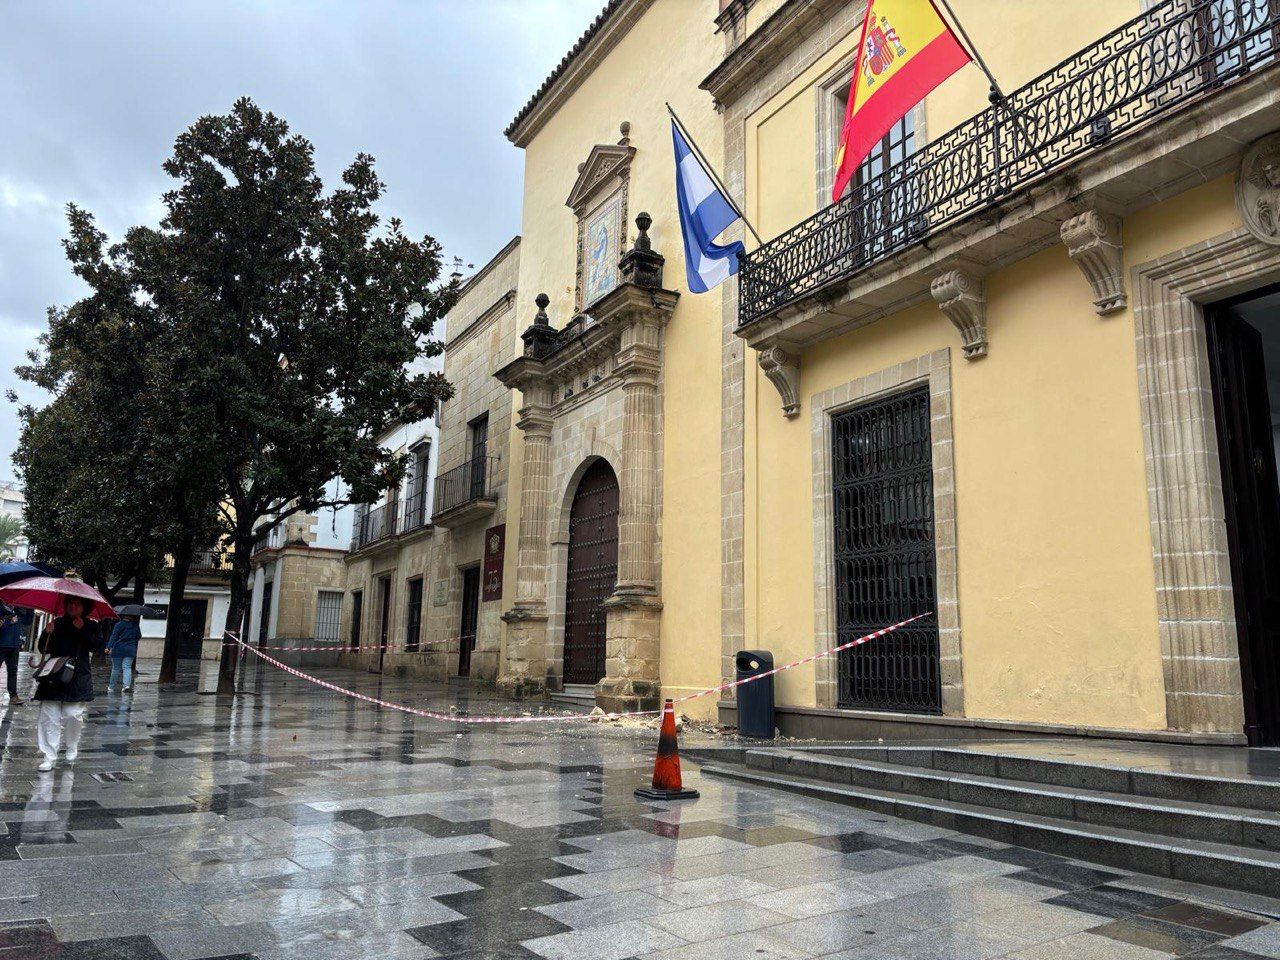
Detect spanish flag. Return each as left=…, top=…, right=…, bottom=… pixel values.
left=832, top=0, right=971, bottom=202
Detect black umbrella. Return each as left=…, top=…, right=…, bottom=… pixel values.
left=113, top=603, right=159, bottom=618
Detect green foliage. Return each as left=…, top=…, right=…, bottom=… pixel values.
left=0, top=515, right=22, bottom=561
left=14, top=97, right=458, bottom=686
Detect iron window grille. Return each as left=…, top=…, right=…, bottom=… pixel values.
left=405, top=578, right=424, bottom=653
left=832, top=386, right=940, bottom=713
left=314, top=591, right=342, bottom=643
left=739, top=0, right=1280, bottom=327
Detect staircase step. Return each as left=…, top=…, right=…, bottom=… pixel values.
left=701, top=762, right=1280, bottom=899
left=814, top=745, right=1280, bottom=812
left=742, top=749, right=1280, bottom=852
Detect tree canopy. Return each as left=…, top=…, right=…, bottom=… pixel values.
left=16, top=97, right=458, bottom=690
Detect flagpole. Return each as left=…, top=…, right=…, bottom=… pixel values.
left=666, top=102, right=764, bottom=247
left=931, top=0, right=1050, bottom=175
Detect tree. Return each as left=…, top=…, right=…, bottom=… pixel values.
left=0, top=515, right=22, bottom=561
left=123, top=99, right=458, bottom=694
left=14, top=204, right=221, bottom=641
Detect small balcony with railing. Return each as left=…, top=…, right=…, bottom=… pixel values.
left=400, top=486, right=433, bottom=536
left=734, top=0, right=1280, bottom=366
left=350, top=499, right=399, bottom=551
left=432, top=456, right=499, bottom=528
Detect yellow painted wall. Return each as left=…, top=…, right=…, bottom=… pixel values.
left=741, top=0, right=1249, bottom=731
left=505, top=0, right=726, bottom=717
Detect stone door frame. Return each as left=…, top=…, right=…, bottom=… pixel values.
left=1132, top=225, right=1280, bottom=735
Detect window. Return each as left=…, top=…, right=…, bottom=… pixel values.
left=468, top=414, right=490, bottom=500
left=405, top=578, right=424, bottom=653
left=406, top=443, right=431, bottom=529
left=832, top=386, right=939, bottom=713
left=315, top=591, right=342, bottom=642
left=349, top=591, right=363, bottom=649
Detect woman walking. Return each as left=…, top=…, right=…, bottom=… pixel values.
left=105, top=614, right=140, bottom=693
left=33, top=597, right=103, bottom=771
left=0, top=604, right=24, bottom=705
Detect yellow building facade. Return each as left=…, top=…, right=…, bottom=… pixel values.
left=490, top=0, right=1280, bottom=746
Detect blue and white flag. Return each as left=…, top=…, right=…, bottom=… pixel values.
left=672, top=120, right=745, bottom=294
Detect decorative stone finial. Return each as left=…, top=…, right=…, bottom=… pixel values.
left=619, top=121, right=631, bottom=145
left=634, top=212, right=652, bottom=252
left=620, top=213, right=664, bottom=288
left=522, top=294, right=559, bottom=359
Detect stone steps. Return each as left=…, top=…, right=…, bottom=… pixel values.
left=818, top=745, right=1280, bottom=811
left=699, top=746, right=1280, bottom=898
left=743, top=749, right=1280, bottom=852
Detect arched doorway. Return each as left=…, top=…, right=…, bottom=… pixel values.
left=563, top=459, right=619, bottom=686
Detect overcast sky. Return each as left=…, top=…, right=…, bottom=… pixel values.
left=0, top=0, right=604, bottom=485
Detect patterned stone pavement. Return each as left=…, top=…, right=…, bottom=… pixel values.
left=0, top=658, right=1277, bottom=960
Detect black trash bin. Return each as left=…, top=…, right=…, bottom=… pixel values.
left=735, top=650, right=775, bottom=739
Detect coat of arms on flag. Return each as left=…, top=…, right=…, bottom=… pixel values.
left=832, top=0, right=971, bottom=202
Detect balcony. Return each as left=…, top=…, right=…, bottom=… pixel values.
left=351, top=500, right=399, bottom=551
left=738, top=0, right=1280, bottom=331
left=400, top=487, right=432, bottom=535
left=432, top=456, right=499, bottom=528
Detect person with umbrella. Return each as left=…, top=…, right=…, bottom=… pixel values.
left=0, top=577, right=112, bottom=772
left=105, top=606, right=147, bottom=693
left=0, top=603, right=24, bottom=705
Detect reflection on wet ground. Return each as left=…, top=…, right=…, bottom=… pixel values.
left=0, top=658, right=1276, bottom=959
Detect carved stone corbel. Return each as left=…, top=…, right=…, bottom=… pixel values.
left=931, top=269, right=987, bottom=359
left=758, top=346, right=801, bottom=418
left=1061, top=209, right=1127, bottom=315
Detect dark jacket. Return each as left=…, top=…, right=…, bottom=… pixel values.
left=0, top=610, right=23, bottom=651
left=34, top=616, right=103, bottom=703
left=106, top=620, right=141, bottom=660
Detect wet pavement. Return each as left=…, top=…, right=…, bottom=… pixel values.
left=0, top=658, right=1278, bottom=959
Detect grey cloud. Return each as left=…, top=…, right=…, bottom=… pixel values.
left=0, top=0, right=603, bottom=480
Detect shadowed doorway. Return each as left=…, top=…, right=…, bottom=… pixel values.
left=562, top=459, right=619, bottom=688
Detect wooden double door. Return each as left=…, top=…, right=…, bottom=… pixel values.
left=562, top=460, right=619, bottom=687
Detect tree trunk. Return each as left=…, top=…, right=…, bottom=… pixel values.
left=131, top=563, right=147, bottom=605
left=159, top=535, right=193, bottom=684
left=216, top=533, right=253, bottom=696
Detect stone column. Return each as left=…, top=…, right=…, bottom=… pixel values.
left=598, top=314, right=665, bottom=713
left=496, top=295, right=561, bottom=701
left=497, top=394, right=553, bottom=700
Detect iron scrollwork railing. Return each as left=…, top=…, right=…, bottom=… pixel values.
left=433, top=456, right=499, bottom=518
left=738, top=0, right=1280, bottom=327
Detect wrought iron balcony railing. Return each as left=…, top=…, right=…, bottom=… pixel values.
left=400, top=487, right=432, bottom=533
left=351, top=499, right=398, bottom=550
left=738, top=0, right=1280, bottom=327
left=433, top=456, right=499, bottom=518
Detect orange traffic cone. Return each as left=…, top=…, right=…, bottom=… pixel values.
left=634, top=699, right=700, bottom=801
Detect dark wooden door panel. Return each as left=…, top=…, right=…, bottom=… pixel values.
left=563, top=460, right=619, bottom=686
left=1207, top=301, right=1280, bottom=745
left=458, top=567, right=480, bottom=678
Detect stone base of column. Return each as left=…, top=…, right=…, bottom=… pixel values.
left=498, top=603, right=550, bottom=701
left=597, top=590, right=663, bottom=713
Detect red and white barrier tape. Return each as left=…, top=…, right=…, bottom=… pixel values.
left=224, top=613, right=928, bottom=725
left=223, top=636, right=465, bottom=654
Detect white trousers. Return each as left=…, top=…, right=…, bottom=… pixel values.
left=37, top=701, right=86, bottom=761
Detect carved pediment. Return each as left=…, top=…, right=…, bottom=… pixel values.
left=566, top=142, right=636, bottom=215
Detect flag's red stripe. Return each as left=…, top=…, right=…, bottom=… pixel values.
left=832, top=30, right=970, bottom=202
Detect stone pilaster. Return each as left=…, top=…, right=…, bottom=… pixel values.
left=496, top=296, right=559, bottom=701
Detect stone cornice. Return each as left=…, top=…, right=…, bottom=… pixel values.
left=701, top=0, right=847, bottom=107
left=506, top=0, right=654, bottom=148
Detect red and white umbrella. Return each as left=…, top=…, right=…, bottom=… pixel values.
left=0, top=577, right=116, bottom=621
